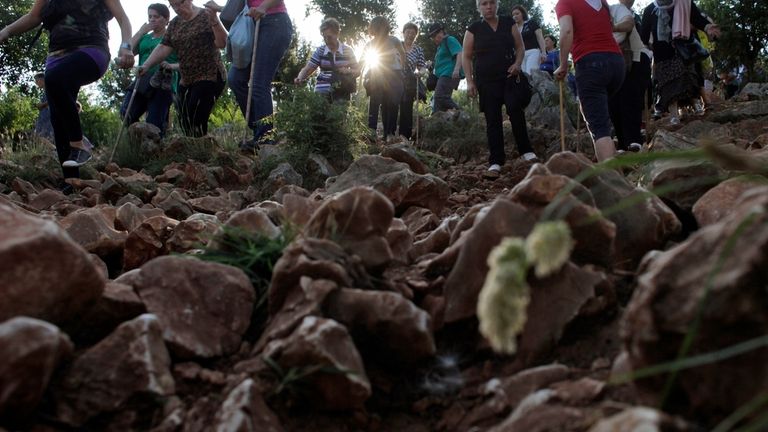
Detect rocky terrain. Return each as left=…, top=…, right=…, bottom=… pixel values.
left=1, top=80, right=768, bottom=431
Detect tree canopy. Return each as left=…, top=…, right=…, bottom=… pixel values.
left=310, top=0, right=396, bottom=44
left=698, top=0, right=768, bottom=77
left=0, top=0, right=48, bottom=91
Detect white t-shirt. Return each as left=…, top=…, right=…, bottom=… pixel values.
left=610, top=3, right=633, bottom=44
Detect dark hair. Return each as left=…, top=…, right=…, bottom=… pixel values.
left=511, top=5, right=529, bottom=21
left=34, top=72, right=45, bottom=79
left=403, top=22, right=418, bottom=33
left=149, top=3, right=170, bottom=20
left=320, top=17, right=340, bottom=34
left=369, top=16, right=391, bottom=38
left=545, top=35, right=557, bottom=47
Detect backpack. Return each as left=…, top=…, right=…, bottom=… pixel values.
left=226, top=5, right=255, bottom=69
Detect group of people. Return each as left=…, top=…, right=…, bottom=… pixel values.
left=0, top=0, right=292, bottom=189
left=0, top=0, right=722, bottom=189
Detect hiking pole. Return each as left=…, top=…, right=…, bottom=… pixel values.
left=559, top=79, right=565, bottom=152
left=414, top=73, right=419, bottom=146
left=242, top=19, right=261, bottom=147
left=108, top=74, right=139, bottom=165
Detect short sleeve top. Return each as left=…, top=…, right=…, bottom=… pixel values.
left=555, top=0, right=620, bottom=62
left=163, top=10, right=226, bottom=86
left=434, top=35, right=463, bottom=77
left=467, top=16, right=517, bottom=82
left=520, top=19, right=540, bottom=50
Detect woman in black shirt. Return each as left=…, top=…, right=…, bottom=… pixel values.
left=463, top=0, right=537, bottom=179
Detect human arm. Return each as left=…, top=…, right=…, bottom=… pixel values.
left=104, top=0, right=134, bottom=68
left=395, top=38, right=408, bottom=76
left=137, top=44, right=173, bottom=75
left=510, top=23, right=524, bottom=76
left=247, top=0, right=281, bottom=20
left=535, top=28, right=547, bottom=62
left=130, top=23, right=153, bottom=55
left=554, top=14, right=573, bottom=80
left=449, top=36, right=463, bottom=79
left=293, top=63, right=318, bottom=83
left=0, top=0, right=46, bottom=44
left=462, top=30, right=476, bottom=97
left=205, top=8, right=227, bottom=49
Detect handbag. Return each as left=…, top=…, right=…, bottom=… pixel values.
left=134, top=72, right=155, bottom=98
left=226, top=5, right=254, bottom=69
left=220, top=0, right=245, bottom=31
left=327, top=53, right=357, bottom=96
left=506, top=73, right=533, bottom=110
left=673, top=38, right=709, bottom=65
left=426, top=71, right=438, bottom=91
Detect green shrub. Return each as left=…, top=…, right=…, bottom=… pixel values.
left=0, top=88, right=37, bottom=140
left=274, top=87, right=370, bottom=187
left=80, top=105, right=121, bottom=149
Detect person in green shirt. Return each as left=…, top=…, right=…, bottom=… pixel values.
left=120, top=3, right=178, bottom=137
left=427, top=23, right=463, bottom=113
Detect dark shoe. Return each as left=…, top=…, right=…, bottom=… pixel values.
left=150, top=70, right=163, bottom=88
left=59, top=183, right=74, bottom=195
left=239, top=138, right=258, bottom=153
left=161, top=70, right=173, bottom=91
left=62, top=148, right=91, bottom=167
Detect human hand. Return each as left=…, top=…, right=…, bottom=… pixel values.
left=705, top=23, right=721, bottom=40
left=553, top=64, right=567, bottom=80
left=247, top=5, right=267, bottom=20
left=204, top=1, right=223, bottom=12
left=0, top=28, right=11, bottom=44
left=507, top=63, right=521, bottom=77
left=467, top=81, right=477, bottom=98
left=117, top=49, right=134, bottom=69
left=452, top=70, right=460, bottom=79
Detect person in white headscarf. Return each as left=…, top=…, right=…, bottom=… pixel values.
left=640, top=0, right=720, bottom=125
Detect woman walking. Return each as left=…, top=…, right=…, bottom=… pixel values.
left=0, top=0, right=134, bottom=188
left=463, top=0, right=537, bottom=179
left=398, top=22, right=427, bottom=139
left=364, top=16, right=406, bottom=141
left=511, top=5, right=547, bottom=76
left=138, top=0, right=228, bottom=137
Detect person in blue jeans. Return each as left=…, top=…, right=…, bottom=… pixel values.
left=225, top=0, right=292, bottom=149
left=121, top=3, right=178, bottom=137
left=555, top=0, right=624, bottom=162
left=0, top=0, right=134, bottom=187
left=428, top=23, right=463, bottom=113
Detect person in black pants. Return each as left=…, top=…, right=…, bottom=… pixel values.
left=0, top=0, right=134, bottom=188
left=463, top=0, right=537, bottom=179
left=364, top=16, right=406, bottom=141
left=398, top=22, right=428, bottom=139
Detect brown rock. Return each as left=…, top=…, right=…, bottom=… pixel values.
left=487, top=390, right=588, bottom=432
left=115, top=202, right=165, bottom=232
left=262, top=316, right=371, bottom=410
left=306, top=186, right=394, bottom=271
left=622, top=190, right=768, bottom=425
left=0, top=203, right=106, bottom=326
left=11, top=177, right=38, bottom=199
left=136, top=256, right=255, bottom=359
left=401, top=206, right=440, bottom=237
left=123, top=216, right=179, bottom=271
left=410, top=216, right=454, bottom=261
left=281, top=193, right=317, bottom=227
left=326, top=155, right=449, bottom=214
left=693, top=180, right=768, bottom=227
left=546, top=152, right=681, bottom=267
left=28, top=189, right=67, bottom=211
left=189, top=194, right=236, bottom=214
left=58, top=208, right=128, bottom=257
left=213, top=379, right=284, bottom=432
left=222, top=207, right=280, bottom=239
left=54, top=314, right=175, bottom=427
left=387, top=218, right=413, bottom=264
left=588, top=407, right=692, bottom=432
left=443, top=199, right=537, bottom=323
left=380, top=143, right=429, bottom=174
left=325, top=288, right=435, bottom=365
left=0, top=317, right=73, bottom=424
left=165, top=215, right=220, bottom=254
left=76, top=281, right=147, bottom=343
left=155, top=190, right=194, bottom=220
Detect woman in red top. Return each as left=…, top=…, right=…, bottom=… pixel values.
left=554, top=0, right=624, bottom=162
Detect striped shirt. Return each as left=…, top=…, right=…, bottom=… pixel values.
left=309, top=43, right=358, bottom=94
left=405, top=44, right=427, bottom=73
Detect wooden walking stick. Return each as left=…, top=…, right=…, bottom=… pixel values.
left=559, top=79, right=565, bottom=152
left=108, top=75, right=139, bottom=165
left=414, top=72, right=419, bottom=145
left=243, top=19, right=261, bottom=147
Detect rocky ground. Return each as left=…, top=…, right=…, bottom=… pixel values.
left=1, top=80, right=768, bottom=432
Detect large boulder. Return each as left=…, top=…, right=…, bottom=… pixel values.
left=0, top=317, right=73, bottom=425
left=53, top=314, right=175, bottom=428
left=692, top=179, right=768, bottom=227
left=622, top=190, right=768, bottom=425
left=326, top=155, right=449, bottom=214
left=122, top=216, right=179, bottom=271
left=135, top=256, right=255, bottom=359
left=262, top=316, right=371, bottom=410
left=546, top=152, right=681, bottom=267
left=0, top=202, right=106, bottom=326
left=306, top=186, right=394, bottom=271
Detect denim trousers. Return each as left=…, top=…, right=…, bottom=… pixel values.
left=433, top=76, right=460, bottom=113
left=228, top=12, right=293, bottom=137
left=575, top=52, right=625, bottom=141
left=122, top=86, right=174, bottom=137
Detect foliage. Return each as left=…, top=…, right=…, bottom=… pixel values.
left=698, top=0, right=768, bottom=77
left=274, top=27, right=314, bottom=104
left=96, top=62, right=133, bottom=110
left=79, top=103, right=122, bottom=149
left=0, top=0, right=48, bottom=90
left=417, top=100, right=486, bottom=164
left=263, top=356, right=356, bottom=398
left=309, top=0, right=395, bottom=44
left=273, top=87, right=370, bottom=188
left=0, top=138, right=60, bottom=185
left=0, top=87, right=37, bottom=140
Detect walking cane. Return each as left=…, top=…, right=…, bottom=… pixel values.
left=414, top=73, right=419, bottom=146
left=559, top=80, right=565, bottom=152
left=108, top=74, right=139, bottom=165
left=242, top=20, right=261, bottom=147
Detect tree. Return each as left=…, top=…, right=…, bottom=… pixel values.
left=698, top=0, right=768, bottom=79
left=310, top=0, right=395, bottom=44
left=96, top=63, right=133, bottom=110
left=0, top=0, right=49, bottom=90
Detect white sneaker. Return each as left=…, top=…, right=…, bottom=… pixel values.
left=628, top=143, right=643, bottom=152
left=522, top=152, right=538, bottom=161
left=488, top=163, right=501, bottom=172
left=669, top=116, right=680, bottom=126
left=484, top=164, right=501, bottom=179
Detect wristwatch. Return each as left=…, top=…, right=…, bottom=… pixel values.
left=119, top=42, right=132, bottom=50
